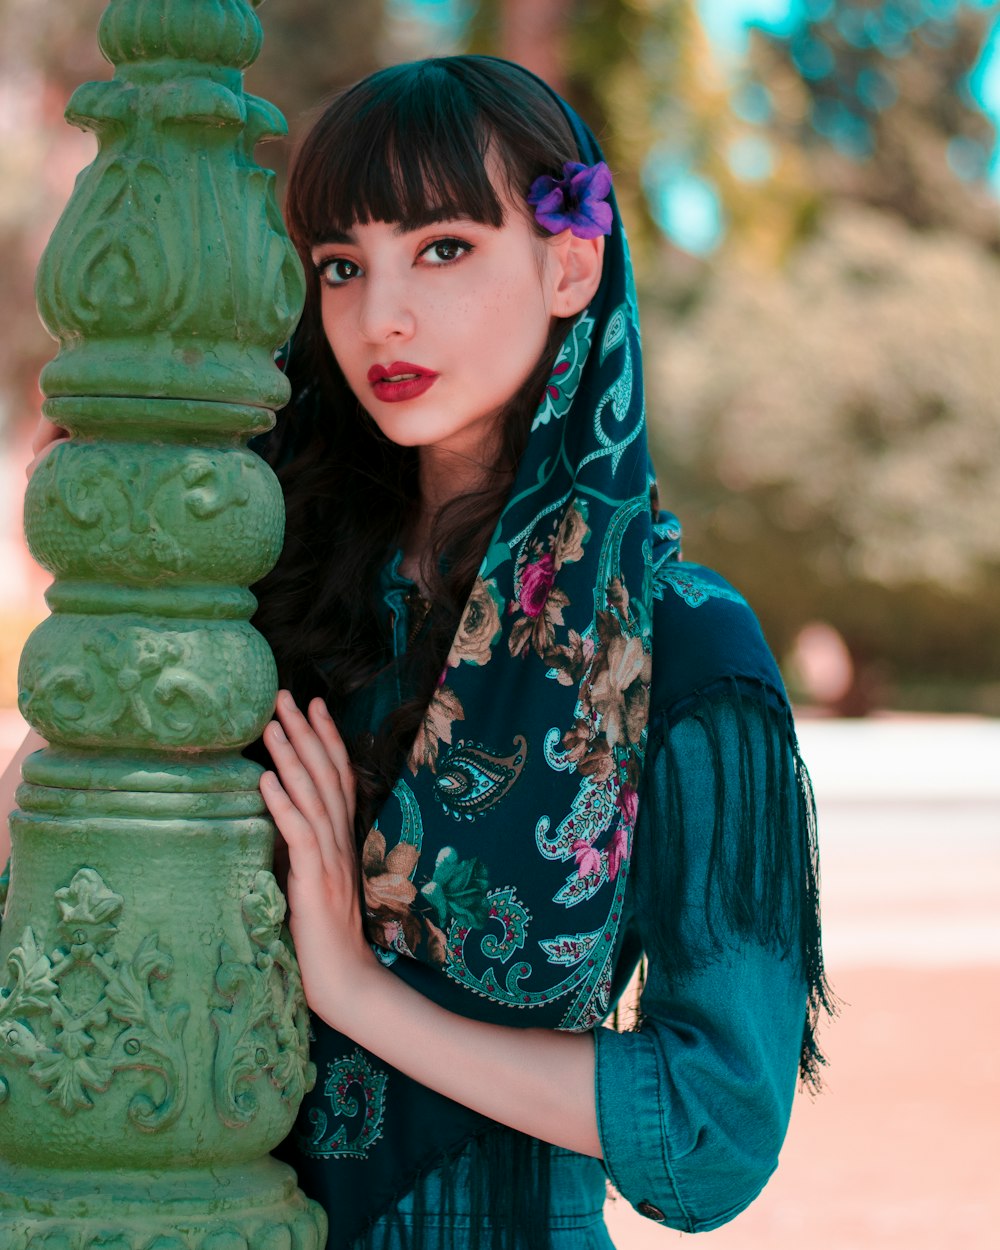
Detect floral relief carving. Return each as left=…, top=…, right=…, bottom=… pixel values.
left=32, top=445, right=258, bottom=578
left=37, top=143, right=301, bottom=350
left=37, top=158, right=175, bottom=339
left=0, top=868, right=188, bottom=1125
left=2, top=1206, right=327, bottom=1250
left=212, top=871, right=315, bottom=1128
left=19, top=624, right=256, bottom=746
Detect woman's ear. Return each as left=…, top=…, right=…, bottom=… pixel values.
left=549, top=232, right=605, bottom=318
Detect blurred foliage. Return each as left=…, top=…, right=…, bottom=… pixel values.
left=244, top=0, right=386, bottom=179
left=748, top=1, right=1000, bottom=245
left=641, top=2, right=1000, bottom=707
left=645, top=202, right=1000, bottom=697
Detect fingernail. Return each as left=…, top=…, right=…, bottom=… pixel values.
left=313, top=699, right=330, bottom=719
left=270, top=721, right=286, bottom=742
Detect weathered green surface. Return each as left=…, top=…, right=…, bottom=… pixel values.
left=0, top=2, right=325, bottom=1245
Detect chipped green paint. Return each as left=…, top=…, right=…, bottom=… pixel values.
left=0, top=2, right=325, bottom=1244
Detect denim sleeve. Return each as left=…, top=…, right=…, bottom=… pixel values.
left=592, top=698, right=810, bottom=1232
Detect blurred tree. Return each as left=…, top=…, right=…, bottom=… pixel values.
left=745, top=1, right=1000, bottom=247
left=645, top=200, right=1000, bottom=704
left=636, top=3, right=1000, bottom=708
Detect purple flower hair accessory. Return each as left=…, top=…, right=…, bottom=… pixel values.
left=527, top=161, right=613, bottom=239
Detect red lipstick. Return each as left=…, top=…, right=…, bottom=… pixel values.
left=367, top=360, right=439, bottom=403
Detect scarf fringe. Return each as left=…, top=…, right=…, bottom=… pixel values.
left=630, top=678, right=836, bottom=1090
left=355, top=1125, right=553, bottom=1250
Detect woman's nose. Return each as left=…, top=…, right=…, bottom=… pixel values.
left=356, top=273, right=415, bottom=343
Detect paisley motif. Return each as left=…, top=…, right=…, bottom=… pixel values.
left=530, top=310, right=595, bottom=431
left=600, top=302, right=628, bottom=364
left=432, top=736, right=527, bottom=820
left=534, top=774, right=618, bottom=862
left=297, top=1049, right=388, bottom=1161
left=653, top=563, right=747, bottom=609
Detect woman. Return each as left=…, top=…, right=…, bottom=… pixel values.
left=10, top=55, right=829, bottom=1250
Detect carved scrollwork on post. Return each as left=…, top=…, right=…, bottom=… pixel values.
left=27, top=444, right=280, bottom=585
left=212, top=871, right=315, bottom=1127
left=0, top=868, right=188, bottom=1126
left=18, top=619, right=276, bottom=749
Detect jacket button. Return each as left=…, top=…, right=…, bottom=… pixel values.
left=637, top=1200, right=666, bottom=1222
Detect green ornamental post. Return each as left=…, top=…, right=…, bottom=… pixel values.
left=0, top=2, right=327, bottom=1246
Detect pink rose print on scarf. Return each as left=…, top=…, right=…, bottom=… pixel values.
left=615, top=783, right=638, bottom=829
left=509, top=502, right=590, bottom=662
left=519, top=553, right=557, bottom=617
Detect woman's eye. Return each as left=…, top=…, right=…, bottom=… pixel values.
left=421, top=238, right=472, bottom=265
left=316, top=257, right=361, bottom=286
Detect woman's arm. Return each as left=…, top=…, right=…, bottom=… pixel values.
left=260, top=690, right=603, bottom=1158
left=593, top=692, right=817, bottom=1231
left=1, top=728, right=48, bottom=866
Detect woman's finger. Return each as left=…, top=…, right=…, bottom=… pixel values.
left=31, top=416, right=69, bottom=457
left=273, top=693, right=355, bottom=850
left=306, top=697, right=356, bottom=825
left=263, top=718, right=341, bottom=876
left=260, top=769, right=328, bottom=880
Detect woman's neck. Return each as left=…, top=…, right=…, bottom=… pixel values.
left=400, top=443, right=500, bottom=588
left=418, top=441, right=497, bottom=513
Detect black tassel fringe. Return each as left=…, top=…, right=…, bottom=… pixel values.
left=355, top=1126, right=553, bottom=1250
left=631, top=678, right=836, bottom=1090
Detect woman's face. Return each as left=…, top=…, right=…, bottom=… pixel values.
left=309, top=183, right=568, bottom=468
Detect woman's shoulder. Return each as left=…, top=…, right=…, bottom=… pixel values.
left=648, top=560, right=787, bottom=722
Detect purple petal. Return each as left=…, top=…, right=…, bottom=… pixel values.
left=584, top=161, right=613, bottom=201
left=535, top=208, right=573, bottom=234
left=568, top=218, right=608, bottom=239
left=526, top=174, right=557, bottom=206
left=580, top=200, right=613, bottom=237
left=534, top=187, right=566, bottom=216
left=569, top=162, right=612, bottom=203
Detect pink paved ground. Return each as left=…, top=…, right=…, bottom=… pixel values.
left=604, top=964, right=1000, bottom=1249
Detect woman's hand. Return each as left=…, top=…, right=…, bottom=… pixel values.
left=259, top=692, right=601, bottom=1158
left=25, top=415, right=70, bottom=481
left=259, top=689, right=376, bottom=1025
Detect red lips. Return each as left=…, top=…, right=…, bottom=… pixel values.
left=367, top=360, right=435, bottom=383
left=367, top=360, right=439, bottom=403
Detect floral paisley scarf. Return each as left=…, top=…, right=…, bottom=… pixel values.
left=278, top=76, right=670, bottom=1250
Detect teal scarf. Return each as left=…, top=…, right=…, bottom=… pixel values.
left=277, top=77, right=667, bottom=1250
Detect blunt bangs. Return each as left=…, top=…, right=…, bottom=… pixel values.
left=287, top=58, right=579, bottom=248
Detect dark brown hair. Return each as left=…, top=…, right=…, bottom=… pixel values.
left=251, top=57, right=582, bottom=842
